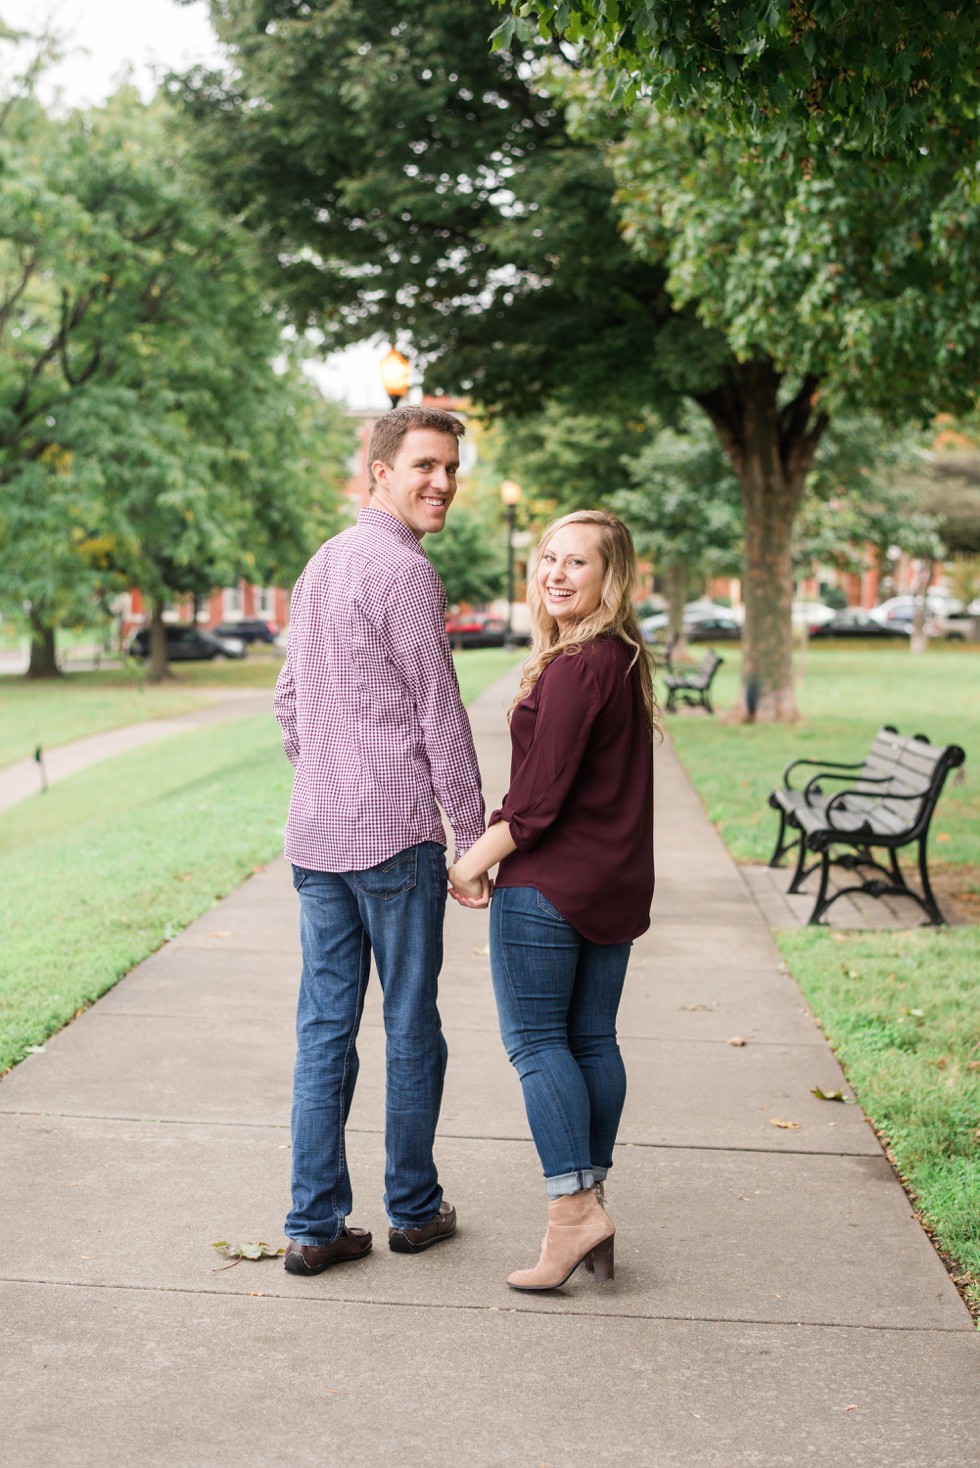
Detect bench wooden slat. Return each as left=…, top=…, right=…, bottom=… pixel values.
left=766, top=726, right=965, bottom=925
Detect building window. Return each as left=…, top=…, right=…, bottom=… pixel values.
left=223, top=586, right=244, bottom=619
left=256, top=586, right=276, bottom=618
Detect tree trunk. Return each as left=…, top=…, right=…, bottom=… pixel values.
left=697, top=360, right=828, bottom=723
left=738, top=484, right=798, bottom=721
left=665, top=561, right=688, bottom=662
left=909, top=559, right=933, bottom=655
left=27, top=611, right=61, bottom=679
left=148, top=601, right=171, bottom=683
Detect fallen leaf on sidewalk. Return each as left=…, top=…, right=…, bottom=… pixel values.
left=680, top=1003, right=716, bottom=1011
left=211, top=931, right=232, bottom=939
left=727, top=1036, right=746, bottom=1047
left=842, top=1405, right=858, bottom=1412
left=473, top=944, right=490, bottom=956
left=812, top=1086, right=847, bottom=1102
left=769, top=1118, right=800, bottom=1129
left=211, top=1240, right=285, bottom=1271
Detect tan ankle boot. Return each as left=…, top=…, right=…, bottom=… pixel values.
left=507, top=1187, right=615, bottom=1292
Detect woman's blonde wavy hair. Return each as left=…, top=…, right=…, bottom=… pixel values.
left=512, top=509, right=659, bottom=734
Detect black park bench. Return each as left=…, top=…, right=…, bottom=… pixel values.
left=663, top=649, right=724, bottom=714
left=767, top=727, right=966, bottom=925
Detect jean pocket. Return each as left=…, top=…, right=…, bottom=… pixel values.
left=535, top=891, right=567, bottom=923
left=291, top=865, right=307, bottom=891
left=352, top=846, right=418, bottom=900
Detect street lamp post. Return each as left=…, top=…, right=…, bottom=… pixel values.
left=379, top=347, right=412, bottom=408
left=500, top=479, right=522, bottom=646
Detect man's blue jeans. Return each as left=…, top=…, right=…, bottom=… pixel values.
left=286, top=842, right=448, bottom=1243
left=490, top=885, right=631, bottom=1198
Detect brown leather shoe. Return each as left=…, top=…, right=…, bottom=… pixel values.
left=388, top=1200, right=457, bottom=1254
left=283, top=1227, right=372, bottom=1275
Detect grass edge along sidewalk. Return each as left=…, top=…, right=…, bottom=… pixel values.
left=0, top=649, right=522, bottom=1080
left=664, top=645, right=980, bottom=1322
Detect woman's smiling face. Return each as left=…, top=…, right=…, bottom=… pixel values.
left=537, top=522, right=605, bottom=627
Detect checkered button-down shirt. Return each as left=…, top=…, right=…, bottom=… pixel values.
left=274, top=506, right=485, bottom=872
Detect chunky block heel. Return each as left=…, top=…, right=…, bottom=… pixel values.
left=589, top=1233, right=614, bottom=1283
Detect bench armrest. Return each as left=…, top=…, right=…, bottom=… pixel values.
left=823, top=784, right=929, bottom=827
left=801, top=771, right=891, bottom=800
left=783, top=756, right=862, bottom=791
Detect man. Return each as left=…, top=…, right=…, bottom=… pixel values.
left=274, top=403, right=490, bottom=1276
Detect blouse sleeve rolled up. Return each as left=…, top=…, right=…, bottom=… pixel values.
left=494, top=652, right=603, bottom=851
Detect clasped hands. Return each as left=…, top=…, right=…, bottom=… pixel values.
left=447, top=864, right=493, bottom=909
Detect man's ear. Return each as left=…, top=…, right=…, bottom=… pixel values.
left=371, top=458, right=390, bottom=488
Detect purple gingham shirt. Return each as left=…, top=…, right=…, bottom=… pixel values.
left=274, top=506, right=485, bottom=872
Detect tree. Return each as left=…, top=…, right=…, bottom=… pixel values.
left=494, top=1, right=980, bottom=153
left=179, top=0, right=978, bottom=717
left=601, top=102, right=976, bottom=712
left=0, top=79, right=349, bottom=677
left=479, top=402, right=652, bottom=517
left=610, top=412, right=742, bottom=650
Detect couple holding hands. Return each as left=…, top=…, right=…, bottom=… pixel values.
left=274, top=404, right=655, bottom=1292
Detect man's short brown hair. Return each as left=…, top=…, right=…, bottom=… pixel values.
left=367, top=405, right=465, bottom=490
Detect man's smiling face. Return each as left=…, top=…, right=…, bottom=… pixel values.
left=370, top=428, right=460, bottom=540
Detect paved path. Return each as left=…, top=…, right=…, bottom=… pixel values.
left=1, top=669, right=977, bottom=1466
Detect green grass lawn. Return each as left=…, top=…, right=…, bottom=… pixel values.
left=0, top=669, right=218, bottom=767
left=0, top=647, right=521, bottom=1077
left=663, top=642, right=980, bottom=1318
left=661, top=644, right=979, bottom=879
left=0, top=716, right=288, bottom=1074
left=0, top=645, right=522, bottom=769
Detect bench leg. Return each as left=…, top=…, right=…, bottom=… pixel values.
left=805, top=842, right=948, bottom=928
left=915, top=838, right=947, bottom=926
left=806, top=849, right=835, bottom=925
left=767, top=808, right=802, bottom=870
left=786, top=834, right=816, bottom=893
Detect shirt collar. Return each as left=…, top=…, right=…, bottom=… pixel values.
left=358, top=504, right=428, bottom=554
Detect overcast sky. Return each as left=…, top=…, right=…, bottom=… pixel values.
left=6, top=0, right=222, bottom=106
left=7, top=0, right=388, bottom=406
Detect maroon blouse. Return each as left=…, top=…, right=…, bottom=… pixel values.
left=490, top=636, right=654, bottom=943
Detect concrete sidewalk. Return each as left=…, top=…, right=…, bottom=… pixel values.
left=1, top=669, right=977, bottom=1467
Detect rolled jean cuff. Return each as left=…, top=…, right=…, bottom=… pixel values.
left=545, top=1168, right=595, bottom=1200
left=591, top=1166, right=609, bottom=1182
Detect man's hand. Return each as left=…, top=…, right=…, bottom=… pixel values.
left=447, top=866, right=492, bottom=909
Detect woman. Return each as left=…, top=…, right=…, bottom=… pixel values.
left=449, top=509, right=656, bottom=1291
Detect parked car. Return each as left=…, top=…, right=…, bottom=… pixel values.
left=212, top=618, right=278, bottom=644
left=925, top=609, right=977, bottom=642
left=870, top=594, right=957, bottom=628
left=640, top=602, right=742, bottom=644
left=639, top=611, right=669, bottom=642
left=126, top=625, right=248, bottom=661
left=684, top=599, right=743, bottom=623
left=686, top=615, right=741, bottom=642
left=810, top=609, right=909, bottom=640
left=793, top=601, right=837, bottom=631
left=444, top=613, right=514, bottom=648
